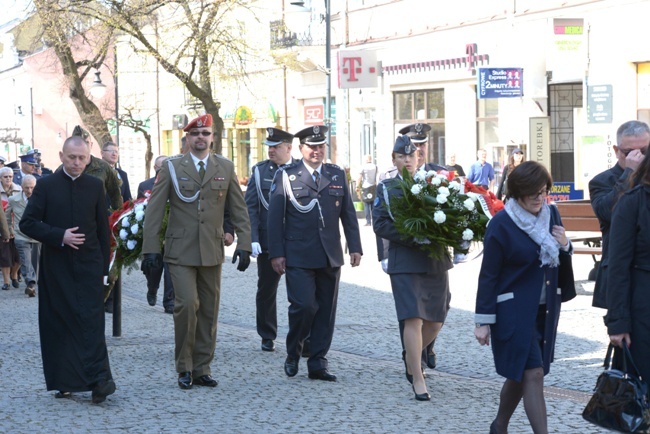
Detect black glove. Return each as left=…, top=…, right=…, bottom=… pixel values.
left=232, top=249, right=251, bottom=272
left=141, top=253, right=163, bottom=275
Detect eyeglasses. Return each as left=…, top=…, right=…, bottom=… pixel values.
left=1, top=176, right=12, bottom=179
left=618, top=147, right=648, bottom=156
left=102, top=149, right=118, bottom=154
left=188, top=131, right=212, bottom=137
left=527, top=189, right=549, bottom=200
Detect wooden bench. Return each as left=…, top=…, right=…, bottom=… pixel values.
left=554, top=199, right=602, bottom=280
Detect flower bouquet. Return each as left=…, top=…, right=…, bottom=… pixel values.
left=104, top=192, right=167, bottom=299
left=386, top=169, right=499, bottom=258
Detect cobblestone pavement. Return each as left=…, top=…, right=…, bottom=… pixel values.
left=0, top=221, right=612, bottom=433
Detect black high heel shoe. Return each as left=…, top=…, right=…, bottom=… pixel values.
left=412, top=385, right=431, bottom=401
left=403, top=357, right=413, bottom=384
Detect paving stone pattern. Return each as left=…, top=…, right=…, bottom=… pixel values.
left=0, top=222, right=611, bottom=433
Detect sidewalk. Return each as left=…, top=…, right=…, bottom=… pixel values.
left=0, top=220, right=611, bottom=433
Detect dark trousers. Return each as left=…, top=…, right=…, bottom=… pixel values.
left=256, top=253, right=281, bottom=340
left=399, top=320, right=434, bottom=368
left=146, top=261, right=175, bottom=309
left=285, top=266, right=340, bottom=372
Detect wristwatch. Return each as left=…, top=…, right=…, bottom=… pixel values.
left=475, top=323, right=488, bottom=328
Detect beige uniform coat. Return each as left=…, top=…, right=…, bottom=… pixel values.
left=142, top=153, right=251, bottom=264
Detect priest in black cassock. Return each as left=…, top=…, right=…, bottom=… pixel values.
left=19, top=136, right=116, bottom=404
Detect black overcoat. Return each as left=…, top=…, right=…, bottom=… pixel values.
left=605, top=185, right=650, bottom=386
left=19, top=170, right=111, bottom=392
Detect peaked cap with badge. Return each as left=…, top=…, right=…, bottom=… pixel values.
left=294, top=125, right=328, bottom=146
left=398, top=123, right=431, bottom=144
left=393, top=135, right=418, bottom=155
left=264, top=128, right=294, bottom=146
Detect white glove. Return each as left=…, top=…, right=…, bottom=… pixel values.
left=381, top=258, right=388, bottom=273
left=251, top=242, right=262, bottom=258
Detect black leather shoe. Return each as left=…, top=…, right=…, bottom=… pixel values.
left=193, top=374, right=218, bottom=387
left=301, top=339, right=311, bottom=358
left=164, top=306, right=174, bottom=314
left=308, top=369, right=337, bottom=382
left=1, top=284, right=9, bottom=291
left=11, top=278, right=19, bottom=288
left=178, top=372, right=192, bottom=389
left=412, top=385, right=431, bottom=401
left=284, top=357, right=299, bottom=377
left=261, top=339, right=275, bottom=352
left=54, top=391, right=71, bottom=399
left=92, top=379, right=116, bottom=404
left=147, top=292, right=157, bottom=306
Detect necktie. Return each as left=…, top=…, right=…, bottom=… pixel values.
left=198, top=161, right=206, bottom=181
left=313, top=170, right=320, bottom=187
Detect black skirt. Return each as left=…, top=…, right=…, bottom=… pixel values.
left=390, top=270, right=450, bottom=322
left=0, top=238, right=20, bottom=268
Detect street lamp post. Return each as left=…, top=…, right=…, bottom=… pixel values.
left=290, top=0, right=332, bottom=160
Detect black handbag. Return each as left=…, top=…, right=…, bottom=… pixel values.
left=550, top=204, right=577, bottom=302
left=361, top=185, right=377, bottom=203
left=558, top=252, right=576, bottom=302
left=582, top=342, right=650, bottom=433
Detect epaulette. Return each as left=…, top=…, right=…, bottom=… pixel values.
left=255, top=160, right=270, bottom=168
left=169, top=154, right=184, bottom=160
left=325, top=163, right=342, bottom=170
left=279, top=162, right=297, bottom=171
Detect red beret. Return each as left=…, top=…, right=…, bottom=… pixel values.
left=183, top=114, right=213, bottom=132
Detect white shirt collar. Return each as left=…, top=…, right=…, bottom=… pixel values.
left=302, top=161, right=322, bottom=176
left=190, top=153, right=209, bottom=172
left=62, top=167, right=81, bottom=180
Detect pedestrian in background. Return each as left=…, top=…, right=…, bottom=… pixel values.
left=606, top=149, right=650, bottom=390
left=138, top=155, right=175, bottom=314
left=373, top=135, right=452, bottom=401
left=474, top=161, right=571, bottom=434
left=245, top=127, right=295, bottom=353
left=6, top=174, right=40, bottom=297
left=268, top=125, right=362, bottom=382
left=589, top=120, right=648, bottom=309
left=12, top=153, right=41, bottom=186
left=101, top=141, right=132, bottom=203
left=467, top=149, right=495, bottom=191
left=496, top=148, right=525, bottom=201
left=0, top=167, right=21, bottom=291
left=19, top=135, right=115, bottom=404
left=446, top=152, right=465, bottom=178
left=141, top=114, right=252, bottom=390
left=357, top=154, right=378, bottom=226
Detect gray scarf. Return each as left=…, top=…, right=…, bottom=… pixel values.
left=505, top=199, right=559, bottom=268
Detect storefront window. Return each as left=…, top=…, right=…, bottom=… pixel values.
left=476, top=95, right=500, bottom=189
left=395, top=93, right=413, bottom=120
left=394, top=89, right=445, bottom=164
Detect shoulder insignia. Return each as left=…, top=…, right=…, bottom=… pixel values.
left=325, top=163, right=342, bottom=170
left=168, top=154, right=183, bottom=161
left=280, top=162, right=297, bottom=171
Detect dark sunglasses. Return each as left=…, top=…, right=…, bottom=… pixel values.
left=188, top=131, right=212, bottom=137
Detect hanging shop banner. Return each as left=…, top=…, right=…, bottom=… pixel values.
left=477, top=68, right=524, bottom=99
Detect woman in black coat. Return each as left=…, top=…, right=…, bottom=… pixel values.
left=496, top=148, right=525, bottom=201
left=606, top=151, right=650, bottom=387
left=475, top=161, right=571, bottom=434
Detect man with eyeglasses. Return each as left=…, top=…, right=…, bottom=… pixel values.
left=141, top=114, right=252, bottom=390
left=589, top=120, right=648, bottom=309
left=101, top=142, right=132, bottom=203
